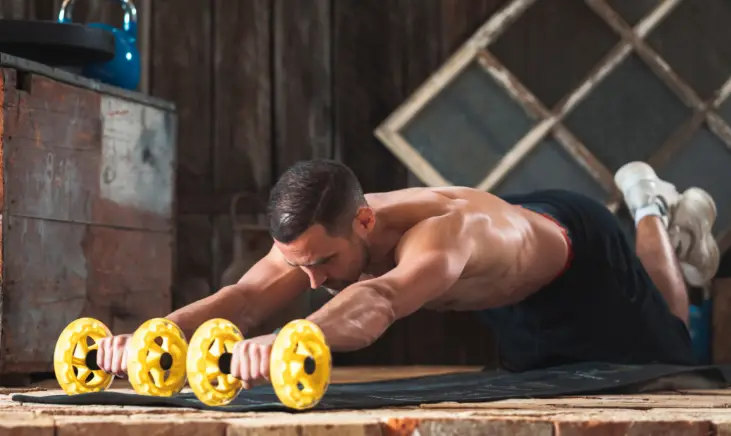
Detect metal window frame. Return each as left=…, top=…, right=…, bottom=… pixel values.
left=374, top=0, right=731, bottom=251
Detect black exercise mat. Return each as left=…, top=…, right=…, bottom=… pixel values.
left=13, top=362, right=731, bottom=412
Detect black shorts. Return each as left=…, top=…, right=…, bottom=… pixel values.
left=475, top=189, right=695, bottom=372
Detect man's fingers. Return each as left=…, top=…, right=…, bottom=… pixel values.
left=261, top=346, right=271, bottom=381
left=239, top=342, right=250, bottom=385
left=229, top=340, right=275, bottom=388
left=230, top=342, right=242, bottom=380
left=249, top=346, right=261, bottom=380
left=104, top=339, right=114, bottom=373
left=120, top=346, right=128, bottom=375
left=110, top=347, right=121, bottom=376
left=96, top=338, right=108, bottom=372
left=110, top=337, right=124, bottom=376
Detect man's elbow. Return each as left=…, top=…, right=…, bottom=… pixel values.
left=367, top=293, right=397, bottom=343
left=369, top=286, right=399, bottom=323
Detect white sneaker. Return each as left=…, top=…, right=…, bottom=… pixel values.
left=668, top=187, right=719, bottom=287
left=614, top=161, right=679, bottom=226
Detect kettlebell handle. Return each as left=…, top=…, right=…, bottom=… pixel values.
left=58, top=0, right=137, bottom=38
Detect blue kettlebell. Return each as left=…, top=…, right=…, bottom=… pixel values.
left=58, top=0, right=140, bottom=90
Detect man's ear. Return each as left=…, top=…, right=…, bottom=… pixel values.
left=353, top=206, right=375, bottom=235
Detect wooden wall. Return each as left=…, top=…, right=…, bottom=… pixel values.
left=151, top=0, right=512, bottom=367
left=18, top=0, right=703, bottom=367
left=4, top=0, right=731, bottom=367
left=0, top=0, right=511, bottom=367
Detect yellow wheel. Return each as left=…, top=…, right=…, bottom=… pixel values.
left=54, top=318, right=115, bottom=395
left=270, top=319, right=331, bottom=410
left=127, top=318, right=188, bottom=397
left=186, top=318, right=244, bottom=406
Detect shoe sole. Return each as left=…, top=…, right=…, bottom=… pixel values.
left=681, top=235, right=719, bottom=287
left=671, top=187, right=719, bottom=287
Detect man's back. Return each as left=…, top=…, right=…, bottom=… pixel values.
left=363, top=186, right=572, bottom=310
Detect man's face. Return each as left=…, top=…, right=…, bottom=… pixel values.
left=274, top=221, right=371, bottom=292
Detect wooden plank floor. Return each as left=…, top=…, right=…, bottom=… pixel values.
left=3, top=366, right=731, bottom=435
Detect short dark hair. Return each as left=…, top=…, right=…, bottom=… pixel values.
left=267, top=159, right=366, bottom=243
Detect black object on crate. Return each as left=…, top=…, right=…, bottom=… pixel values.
left=0, top=19, right=114, bottom=69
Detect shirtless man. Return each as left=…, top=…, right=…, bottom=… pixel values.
left=97, top=159, right=719, bottom=386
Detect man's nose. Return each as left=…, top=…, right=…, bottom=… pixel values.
left=305, top=268, right=326, bottom=289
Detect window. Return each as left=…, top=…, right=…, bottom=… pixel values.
left=376, top=0, right=731, bottom=252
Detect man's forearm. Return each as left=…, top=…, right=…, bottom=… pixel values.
left=166, top=285, right=259, bottom=339
left=306, top=286, right=396, bottom=352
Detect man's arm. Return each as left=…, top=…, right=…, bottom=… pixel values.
left=306, top=213, right=472, bottom=351
left=167, top=244, right=309, bottom=338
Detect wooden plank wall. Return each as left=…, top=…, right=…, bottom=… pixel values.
left=150, top=0, right=511, bottom=367
left=0, top=0, right=530, bottom=366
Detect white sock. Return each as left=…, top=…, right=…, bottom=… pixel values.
left=634, top=201, right=668, bottom=228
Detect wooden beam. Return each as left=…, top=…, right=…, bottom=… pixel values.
left=150, top=0, right=212, bottom=201
left=375, top=0, right=535, bottom=139
left=633, top=0, right=682, bottom=38
left=476, top=50, right=550, bottom=121
left=474, top=117, right=555, bottom=192
left=210, top=0, right=272, bottom=292
left=587, top=0, right=704, bottom=112
left=712, top=278, right=731, bottom=364
left=273, top=0, right=333, bottom=174
left=647, top=111, right=707, bottom=169
left=150, top=0, right=213, bottom=307
left=552, top=124, right=618, bottom=196
left=707, top=113, right=731, bottom=151
left=713, top=76, right=731, bottom=109
left=212, top=0, right=271, bottom=196
left=138, top=0, right=151, bottom=94
left=0, top=0, right=28, bottom=18
left=555, top=42, right=632, bottom=118
left=334, top=0, right=417, bottom=194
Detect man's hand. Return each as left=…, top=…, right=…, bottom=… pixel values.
left=230, top=333, right=277, bottom=389
left=96, top=334, right=132, bottom=378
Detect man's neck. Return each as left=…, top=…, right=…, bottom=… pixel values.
left=363, top=213, right=401, bottom=272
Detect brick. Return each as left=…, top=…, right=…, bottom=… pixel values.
left=383, top=418, right=553, bottom=436
left=555, top=420, right=712, bottom=436
left=0, top=412, right=54, bottom=436
left=227, top=423, right=382, bottom=436
left=56, top=417, right=227, bottom=436
left=716, top=422, right=731, bottom=436
left=227, top=416, right=382, bottom=436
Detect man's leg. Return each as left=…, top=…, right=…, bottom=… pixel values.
left=614, top=162, right=719, bottom=325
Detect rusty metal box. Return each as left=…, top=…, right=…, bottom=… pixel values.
left=0, top=55, right=177, bottom=378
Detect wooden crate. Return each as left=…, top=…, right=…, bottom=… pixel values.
left=0, top=54, right=177, bottom=379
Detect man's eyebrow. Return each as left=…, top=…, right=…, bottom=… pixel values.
left=286, top=254, right=336, bottom=267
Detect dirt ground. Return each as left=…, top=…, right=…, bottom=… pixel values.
left=3, top=366, right=731, bottom=435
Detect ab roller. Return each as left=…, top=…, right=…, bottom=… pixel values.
left=53, top=317, right=332, bottom=410
left=187, top=319, right=332, bottom=409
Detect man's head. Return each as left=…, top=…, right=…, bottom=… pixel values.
left=267, top=159, right=374, bottom=291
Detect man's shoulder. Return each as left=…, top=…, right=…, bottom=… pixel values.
left=394, top=211, right=471, bottom=258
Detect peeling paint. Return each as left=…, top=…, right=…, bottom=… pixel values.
left=99, top=96, right=174, bottom=216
